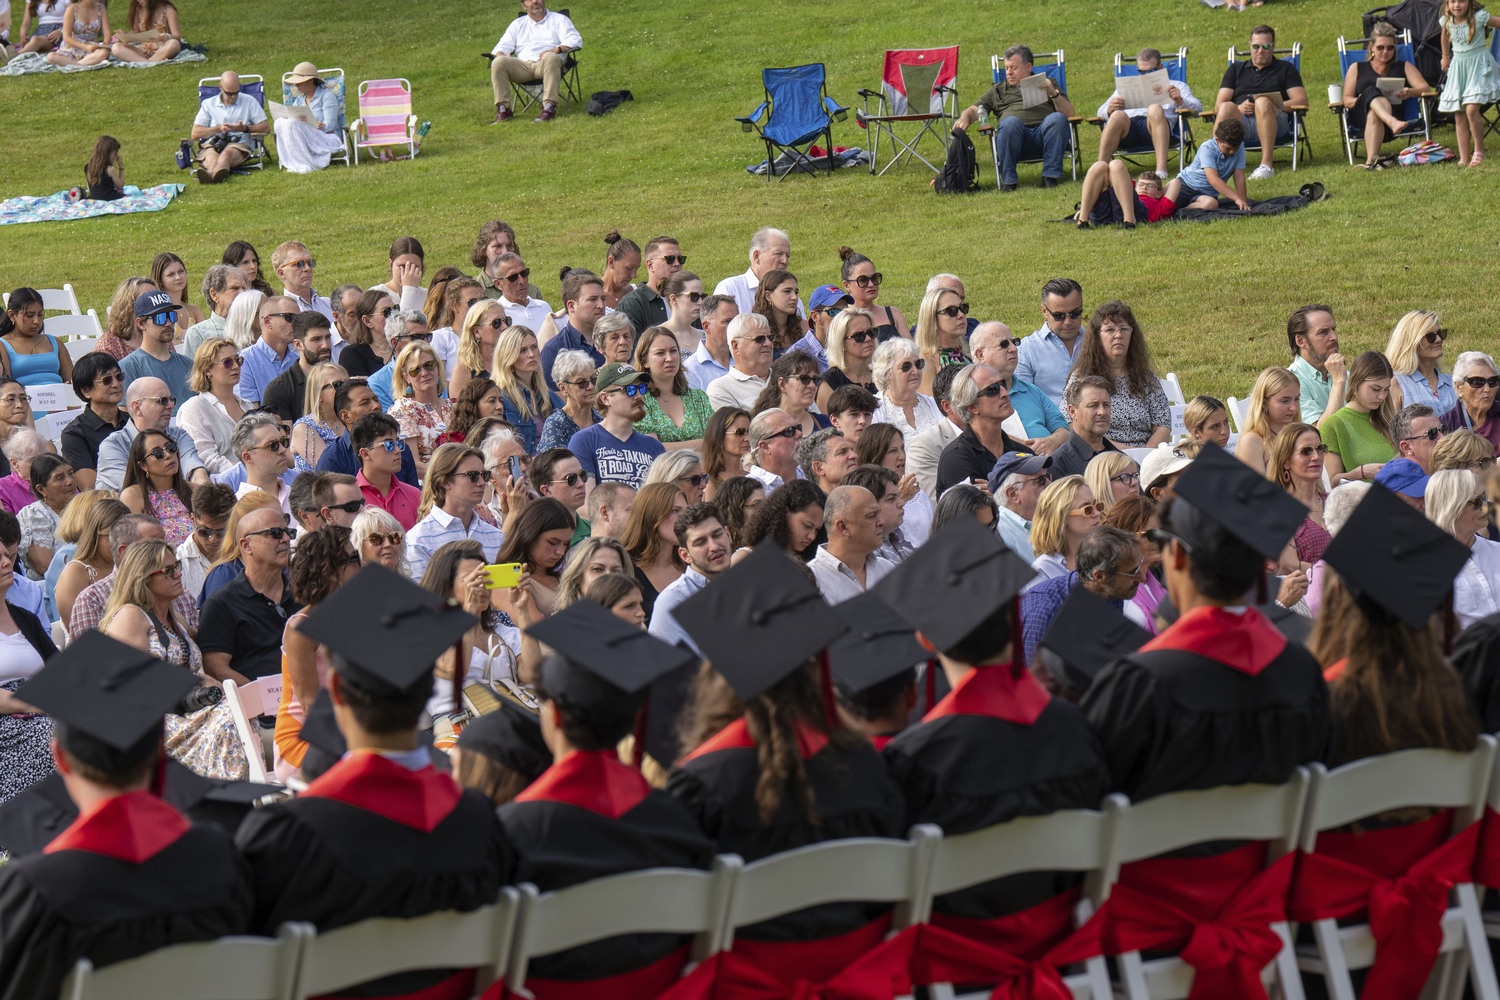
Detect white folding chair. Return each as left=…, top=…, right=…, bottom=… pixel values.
left=222, top=676, right=283, bottom=785
left=914, top=811, right=1112, bottom=1000
left=4, top=284, right=81, bottom=314
left=1295, top=739, right=1499, bottom=1000
left=1159, top=373, right=1186, bottom=406
left=504, top=856, right=742, bottom=994
left=50, top=619, right=67, bottom=650
left=289, top=890, right=521, bottom=999
left=39, top=410, right=75, bottom=451
left=1168, top=403, right=1187, bottom=440
left=1098, top=776, right=1311, bottom=1000
left=1123, top=447, right=1154, bottom=465
left=59, top=923, right=308, bottom=1000
left=43, top=313, right=103, bottom=342
left=65, top=332, right=101, bottom=361
left=1226, top=395, right=1250, bottom=433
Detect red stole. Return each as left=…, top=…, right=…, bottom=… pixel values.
left=1141, top=605, right=1287, bottom=677
left=302, top=751, right=462, bottom=833
left=513, top=749, right=651, bottom=819
left=44, top=789, right=190, bottom=863
left=681, top=717, right=830, bottom=764
left=923, top=663, right=1050, bottom=726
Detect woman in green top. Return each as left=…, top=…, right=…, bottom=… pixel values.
left=633, top=326, right=713, bottom=449
left=1320, top=350, right=1398, bottom=484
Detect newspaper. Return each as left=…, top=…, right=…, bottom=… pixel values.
left=1017, top=73, right=1053, bottom=109
left=266, top=100, right=318, bottom=128
left=1115, top=68, right=1172, bottom=110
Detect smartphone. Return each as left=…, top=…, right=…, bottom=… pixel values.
left=508, top=455, right=525, bottom=483
left=482, top=563, right=524, bottom=589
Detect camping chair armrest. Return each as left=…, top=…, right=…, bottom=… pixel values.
left=480, top=52, right=495, bottom=61
left=934, top=84, right=957, bottom=96
left=823, top=95, right=848, bottom=122
left=1085, top=116, right=1105, bottom=125
left=1285, top=104, right=1308, bottom=113
left=735, top=102, right=768, bottom=132
left=348, top=117, right=364, bottom=140
left=1067, top=115, right=1084, bottom=123
left=1419, top=89, right=1439, bottom=97
left=856, top=88, right=881, bottom=98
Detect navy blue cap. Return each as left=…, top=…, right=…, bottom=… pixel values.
left=987, top=451, right=1052, bottom=494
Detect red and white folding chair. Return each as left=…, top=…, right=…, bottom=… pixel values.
left=349, top=79, right=419, bottom=165
left=855, top=46, right=960, bottom=176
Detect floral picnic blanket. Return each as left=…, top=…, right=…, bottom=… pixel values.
left=0, top=46, right=205, bottom=76
left=0, top=184, right=183, bottom=226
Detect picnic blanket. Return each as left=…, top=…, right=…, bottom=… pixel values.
left=0, top=46, right=205, bottom=76
left=1171, top=194, right=1312, bottom=221
left=0, top=184, right=183, bottom=226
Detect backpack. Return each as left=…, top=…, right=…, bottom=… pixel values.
left=587, top=90, right=633, bottom=116
left=933, top=129, right=978, bottom=193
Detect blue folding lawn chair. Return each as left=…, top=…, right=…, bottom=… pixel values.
left=184, top=74, right=270, bottom=172
left=1214, top=42, right=1312, bottom=170
left=1333, top=32, right=1433, bottom=164
left=978, top=49, right=1082, bottom=187
left=737, top=63, right=849, bottom=181
left=1089, top=47, right=1198, bottom=174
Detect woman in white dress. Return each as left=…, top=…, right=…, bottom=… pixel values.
left=275, top=61, right=346, bottom=174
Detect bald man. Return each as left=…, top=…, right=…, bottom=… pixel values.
left=809, top=485, right=893, bottom=603
left=94, top=377, right=209, bottom=491
left=190, top=70, right=270, bottom=183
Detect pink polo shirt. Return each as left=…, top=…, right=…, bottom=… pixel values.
left=0, top=474, right=36, bottom=516
left=357, top=470, right=421, bottom=531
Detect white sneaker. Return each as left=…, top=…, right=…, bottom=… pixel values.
left=1250, top=163, right=1276, bottom=180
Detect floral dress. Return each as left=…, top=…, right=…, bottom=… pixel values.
left=57, top=6, right=101, bottom=58
left=634, top=389, right=715, bottom=443
left=390, top=397, right=452, bottom=467
left=127, top=4, right=174, bottom=57
left=145, top=489, right=193, bottom=547
left=293, top=415, right=341, bottom=474
left=16, top=502, right=59, bottom=581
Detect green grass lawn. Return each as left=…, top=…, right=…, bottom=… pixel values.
left=1, top=0, right=1495, bottom=401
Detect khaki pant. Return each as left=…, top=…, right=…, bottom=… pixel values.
left=491, top=52, right=564, bottom=107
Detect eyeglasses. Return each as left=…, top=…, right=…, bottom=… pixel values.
left=93, top=371, right=126, bottom=388
left=1068, top=503, right=1102, bottom=518
left=681, top=292, right=705, bottom=302
left=152, top=563, right=182, bottom=579
left=245, top=526, right=292, bottom=541
left=550, top=471, right=591, bottom=488
left=1464, top=376, right=1500, bottom=389
left=678, top=473, right=710, bottom=487
left=502, top=269, right=532, bottom=283
left=195, top=525, right=226, bottom=541
left=264, top=312, right=298, bottom=323
left=1113, top=560, right=1145, bottom=579
left=452, top=470, right=487, bottom=484
left=847, top=331, right=874, bottom=344
left=323, top=498, right=366, bottom=514
left=0, top=393, right=30, bottom=406
left=1020, top=473, right=1052, bottom=489
left=785, top=374, right=818, bottom=387
left=897, top=359, right=927, bottom=373
left=406, top=360, right=440, bottom=377
left=365, top=532, right=404, bottom=547
left=1250, top=43, right=1274, bottom=51
left=217, top=356, right=242, bottom=370
left=485, top=316, right=513, bottom=330
left=1110, top=471, right=1140, bottom=486
left=766, top=425, right=803, bottom=440
left=850, top=273, right=883, bottom=288
left=937, top=303, right=970, bottom=318
left=1400, top=428, right=1445, bottom=444
left=652, top=254, right=688, bottom=266
left=1047, top=307, right=1084, bottom=321
left=145, top=395, right=177, bottom=409
left=251, top=437, right=290, bottom=453
left=1424, top=329, right=1448, bottom=345
left=145, top=441, right=180, bottom=460
left=976, top=381, right=1007, bottom=399
left=148, top=310, right=178, bottom=327
left=284, top=259, right=316, bottom=270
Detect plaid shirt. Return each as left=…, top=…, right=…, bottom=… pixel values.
left=1019, top=572, right=1124, bottom=664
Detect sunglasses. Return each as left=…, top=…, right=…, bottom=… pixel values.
left=1468, top=496, right=1491, bottom=512
left=1068, top=503, right=1102, bottom=519
left=727, top=427, right=749, bottom=437
left=147, top=310, right=178, bottom=327
left=397, top=333, right=433, bottom=344
left=340, top=551, right=363, bottom=568
left=1145, top=527, right=1192, bottom=551
left=847, top=331, right=874, bottom=344
left=1296, top=443, right=1332, bottom=456
left=195, top=525, right=227, bottom=540
left=990, top=338, right=1017, bottom=350
left=379, top=306, right=398, bottom=319
left=1020, top=473, right=1052, bottom=489
left=145, top=395, right=177, bottom=409
left=323, top=498, right=366, bottom=515
left=550, top=471, right=591, bottom=488
left=652, top=254, right=688, bottom=266
left=1464, top=376, right=1500, bottom=389
left=558, top=378, right=593, bottom=390
left=366, top=439, right=400, bottom=453
left=485, top=316, right=513, bottom=330
left=785, top=374, right=818, bottom=387
left=1250, top=43, right=1275, bottom=51
left=680, top=291, right=705, bottom=302
left=607, top=382, right=648, bottom=398
left=452, top=470, right=487, bottom=484
left=1400, top=428, right=1445, bottom=444
left=93, top=371, right=126, bottom=388
left=265, top=312, right=298, bottom=323
left=1424, top=329, right=1448, bottom=345
left=0, top=393, right=30, bottom=406
left=741, top=334, right=773, bottom=347
left=285, top=259, right=316, bottom=270
left=1110, top=471, right=1140, bottom=486
left=145, top=442, right=180, bottom=460
left=252, top=437, right=291, bottom=453
left=366, top=532, right=404, bottom=547
left=245, top=526, right=292, bottom=541
left=977, top=382, right=1007, bottom=399
left=821, top=306, right=844, bottom=318
left=406, top=360, right=440, bottom=377
left=502, top=269, right=532, bottom=283
left=1048, top=307, right=1084, bottom=321
left=937, top=303, right=970, bottom=318
left=897, top=359, right=927, bottom=373
left=152, top=563, right=182, bottom=579
left=217, top=356, right=242, bottom=370
left=850, top=273, right=883, bottom=288
left=678, top=473, right=710, bottom=487
left=766, top=425, right=803, bottom=440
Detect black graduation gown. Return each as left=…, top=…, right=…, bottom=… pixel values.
left=1081, top=604, right=1331, bottom=803
left=1451, top=610, right=1500, bottom=732
left=235, top=751, right=512, bottom=997
left=0, top=759, right=278, bottom=858
left=0, top=790, right=252, bottom=1000
left=665, top=717, right=905, bottom=942
left=497, top=749, right=715, bottom=982
left=884, top=663, right=1109, bottom=920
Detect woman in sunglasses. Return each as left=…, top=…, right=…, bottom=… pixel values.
left=816, top=308, right=878, bottom=413
left=1029, top=475, right=1102, bottom=581
left=912, top=285, right=971, bottom=397
left=449, top=299, right=509, bottom=400
left=1386, top=310, right=1456, bottom=413
left=1441, top=351, right=1500, bottom=452
left=838, top=247, right=907, bottom=342
left=660, top=271, right=706, bottom=358
left=389, top=341, right=451, bottom=480
left=350, top=506, right=409, bottom=576
left=634, top=326, right=714, bottom=449
left=1266, top=422, right=1332, bottom=566
left=644, top=449, right=708, bottom=504
left=751, top=268, right=802, bottom=352
left=339, top=289, right=397, bottom=378
left=1426, top=469, right=1500, bottom=628
left=538, top=350, right=597, bottom=453
left=1063, top=300, right=1170, bottom=449
left=177, top=338, right=246, bottom=475
left=751, top=350, right=829, bottom=438
left=120, top=429, right=194, bottom=546
left=870, top=337, right=942, bottom=443
left=407, top=444, right=502, bottom=581
left=290, top=362, right=348, bottom=473
left=702, top=407, right=751, bottom=501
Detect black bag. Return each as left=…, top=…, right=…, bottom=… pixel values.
left=933, top=129, right=978, bottom=193
left=587, top=90, right=633, bottom=116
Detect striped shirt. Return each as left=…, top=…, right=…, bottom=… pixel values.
left=406, top=506, right=504, bottom=581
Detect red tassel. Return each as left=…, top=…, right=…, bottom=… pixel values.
left=819, top=649, right=839, bottom=732
left=632, top=703, right=647, bottom=769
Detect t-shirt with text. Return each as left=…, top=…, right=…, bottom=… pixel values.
left=567, top=423, right=665, bottom=489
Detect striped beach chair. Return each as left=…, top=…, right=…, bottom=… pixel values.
left=349, top=78, right=419, bottom=165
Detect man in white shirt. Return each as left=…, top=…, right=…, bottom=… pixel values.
left=489, top=0, right=581, bottom=123
left=906, top=363, right=966, bottom=499
left=190, top=71, right=270, bottom=183
left=706, top=312, right=774, bottom=411
left=95, top=379, right=210, bottom=492
left=685, top=295, right=737, bottom=391
left=810, top=486, right=893, bottom=603
left=1096, top=48, right=1202, bottom=178
left=273, top=240, right=336, bottom=326
left=406, top=446, right=504, bottom=580
left=713, top=227, right=804, bottom=317
left=649, top=502, right=731, bottom=654
left=490, top=252, right=553, bottom=333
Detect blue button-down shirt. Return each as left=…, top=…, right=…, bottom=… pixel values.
left=539, top=321, right=605, bottom=391
left=193, top=90, right=268, bottom=146
left=1290, top=355, right=1331, bottom=425
left=237, top=338, right=298, bottom=406
left=649, top=566, right=711, bottom=653
left=290, top=83, right=342, bottom=134
left=1006, top=376, right=1068, bottom=438
left=788, top=331, right=829, bottom=371
left=1015, top=326, right=1083, bottom=405
left=1020, top=571, right=1124, bottom=663
left=994, top=504, right=1035, bottom=563
left=684, top=342, right=732, bottom=392
left=369, top=362, right=396, bottom=410
left=407, top=507, right=504, bottom=581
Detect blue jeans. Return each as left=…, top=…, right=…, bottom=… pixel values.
left=995, top=111, right=1068, bottom=185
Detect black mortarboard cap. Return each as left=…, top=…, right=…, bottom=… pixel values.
left=873, top=517, right=1034, bottom=651
left=297, top=564, right=477, bottom=695
left=527, top=599, right=697, bottom=710
left=1038, top=588, right=1151, bottom=692
left=673, top=540, right=846, bottom=702
left=17, top=631, right=194, bottom=774
left=1171, top=443, right=1308, bottom=561
left=454, top=699, right=551, bottom=783
left=827, top=591, right=928, bottom=694
left=1322, top=483, right=1471, bottom=630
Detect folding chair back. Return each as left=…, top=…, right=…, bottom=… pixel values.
left=51, top=619, right=67, bottom=650
left=1334, top=33, right=1431, bottom=164
left=222, top=675, right=282, bottom=784
left=59, top=923, right=308, bottom=1000
left=737, top=63, right=848, bottom=180
left=291, top=893, right=520, bottom=1000
left=1226, top=395, right=1249, bottom=433
left=196, top=76, right=268, bottom=170
left=1159, top=372, right=1185, bottom=405
left=279, top=67, right=350, bottom=169
left=65, top=332, right=100, bottom=362
left=504, top=856, right=741, bottom=993
left=28, top=381, right=81, bottom=413
left=1107, top=47, right=1198, bottom=171
left=351, top=79, right=418, bottom=165
left=3, top=285, right=82, bottom=314
left=1224, top=44, right=1312, bottom=168
left=986, top=49, right=1081, bottom=182
left=882, top=47, right=959, bottom=116
left=43, top=312, right=103, bottom=342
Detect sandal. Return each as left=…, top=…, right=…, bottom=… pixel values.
left=1359, top=162, right=1377, bottom=170
left=1471, top=151, right=1486, bottom=167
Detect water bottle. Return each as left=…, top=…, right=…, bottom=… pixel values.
left=414, top=120, right=431, bottom=150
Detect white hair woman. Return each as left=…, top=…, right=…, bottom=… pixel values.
left=538, top=349, right=599, bottom=453
left=1444, top=351, right=1500, bottom=454
left=1426, top=468, right=1500, bottom=628
left=351, top=506, right=410, bottom=577
left=0, top=429, right=50, bottom=516
left=644, top=448, right=707, bottom=504
left=223, top=289, right=265, bottom=351
left=869, top=337, right=942, bottom=442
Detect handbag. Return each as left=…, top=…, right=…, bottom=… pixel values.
left=1397, top=140, right=1455, bottom=165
